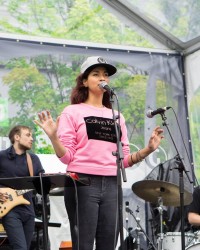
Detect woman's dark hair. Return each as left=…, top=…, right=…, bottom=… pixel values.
left=70, top=69, right=112, bottom=109
left=9, top=125, right=31, bottom=144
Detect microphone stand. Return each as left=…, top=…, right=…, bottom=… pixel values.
left=160, top=112, right=193, bottom=250
left=126, top=207, right=157, bottom=250
left=157, top=197, right=164, bottom=250
left=109, top=91, right=127, bottom=250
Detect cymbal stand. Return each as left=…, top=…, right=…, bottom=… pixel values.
left=157, top=197, right=164, bottom=250
left=126, top=206, right=156, bottom=250
left=135, top=207, right=141, bottom=250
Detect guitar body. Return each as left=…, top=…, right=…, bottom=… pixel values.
left=0, top=188, right=30, bottom=218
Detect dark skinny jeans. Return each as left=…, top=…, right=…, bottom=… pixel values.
left=64, top=174, right=119, bottom=250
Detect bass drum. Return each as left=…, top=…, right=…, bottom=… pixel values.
left=186, top=243, right=200, bottom=249
left=157, top=232, right=195, bottom=250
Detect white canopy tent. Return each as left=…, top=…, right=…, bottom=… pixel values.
left=0, top=1, right=200, bottom=249
left=0, top=32, right=193, bottom=250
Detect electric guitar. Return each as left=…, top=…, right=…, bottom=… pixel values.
left=0, top=188, right=31, bottom=218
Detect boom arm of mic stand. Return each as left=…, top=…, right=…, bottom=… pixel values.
left=160, top=112, right=193, bottom=184
left=160, top=112, right=193, bottom=250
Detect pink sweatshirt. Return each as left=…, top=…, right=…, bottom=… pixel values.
left=57, top=103, right=131, bottom=176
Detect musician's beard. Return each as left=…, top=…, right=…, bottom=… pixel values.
left=18, top=143, right=32, bottom=151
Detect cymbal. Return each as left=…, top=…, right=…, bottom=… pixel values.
left=132, top=180, right=192, bottom=206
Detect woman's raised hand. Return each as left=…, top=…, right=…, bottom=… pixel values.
left=148, top=126, right=164, bottom=152
left=34, top=110, right=59, bottom=139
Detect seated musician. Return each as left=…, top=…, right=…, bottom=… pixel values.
left=0, top=125, right=44, bottom=250
left=188, top=186, right=200, bottom=227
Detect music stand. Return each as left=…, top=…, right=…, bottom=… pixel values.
left=0, top=173, right=90, bottom=250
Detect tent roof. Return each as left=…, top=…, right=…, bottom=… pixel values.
left=99, top=0, right=200, bottom=55
left=1, top=0, right=200, bottom=55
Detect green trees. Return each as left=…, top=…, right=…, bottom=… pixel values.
left=0, top=0, right=152, bottom=47
left=2, top=55, right=77, bottom=153
left=0, top=0, right=170, bottom=155
left=0, top=0, right=154, bottom=153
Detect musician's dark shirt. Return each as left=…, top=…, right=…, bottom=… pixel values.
left=0, top=146, right=44, bottom=215
left=188, top=186, right=200, bottom=215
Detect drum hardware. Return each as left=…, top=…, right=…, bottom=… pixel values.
left=148, top=218, right=157, bottom=246
left=157, top=232, right=195, bottom=250
left=156, top=197, right=164, bottom=250
left=186, top=242, right=200, bottom=249
left=184, top=231, right=200, bottom=249
left=126, top=205, right=157, bottom=250
left=159, top=110, right=193, bottom=250
left=132, top=180, right=193, bottom=250
left=185, top=231, right=199, bottom=249
left=133, top=205, right=141, bottom=250
left=49, top=187, right=64, bottom=196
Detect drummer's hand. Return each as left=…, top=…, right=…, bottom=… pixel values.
left=0, top=192, right=8, bottom=203
left=34, top=110, right=60, bottom=139
left=147, top=126, right=164, bottom=152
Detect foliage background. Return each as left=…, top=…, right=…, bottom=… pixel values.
left=0, top=0, right=195, bottom=182
left=0, top=2, right=197, bottom=248
left=0, top=0, right=156, bottom=153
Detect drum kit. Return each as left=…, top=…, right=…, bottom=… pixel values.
left=131, top=179, right=200, bottom=250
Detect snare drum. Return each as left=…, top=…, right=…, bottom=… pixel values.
left=186, top=242, right=200, bottom=249
left=157, top=232, right=195, bottom=250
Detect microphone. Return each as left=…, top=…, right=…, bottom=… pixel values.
left=146, top=106, right=171, bottom=118
left=98, top=81, right=115, bottom=95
